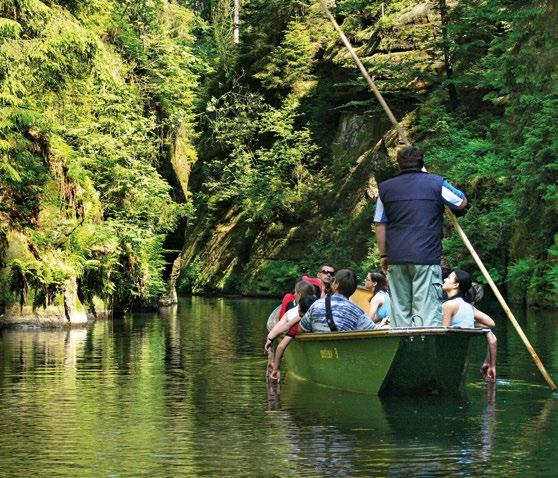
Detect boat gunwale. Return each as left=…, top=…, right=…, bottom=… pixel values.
left=294, top=327, right=489, bottom=342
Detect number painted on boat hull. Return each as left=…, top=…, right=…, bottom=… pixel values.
left=320, top=347, right=339, bottom=359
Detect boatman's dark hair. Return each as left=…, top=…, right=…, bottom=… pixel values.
left=333, top=269, right=358, bottom=297
left=397, top=146, right=424, bottom=170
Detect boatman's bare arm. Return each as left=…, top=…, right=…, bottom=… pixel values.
left=373, top=197, right=389, bottom=274
left=375, top=223, right=388, bottom=274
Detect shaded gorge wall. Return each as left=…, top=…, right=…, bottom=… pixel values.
left=177, top=0, right=558, bottom=306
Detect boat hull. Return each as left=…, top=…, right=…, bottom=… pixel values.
left=284, top=328, right=486, bottom=396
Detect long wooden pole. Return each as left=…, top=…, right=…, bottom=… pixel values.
left=447, top=213, right=557, bottom=390
left=319, top=0, right=557, bottom=391
left=320, top=3, right=410, bottom=146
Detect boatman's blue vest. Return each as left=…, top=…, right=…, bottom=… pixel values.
left=378, top=170, right=444, bottom=265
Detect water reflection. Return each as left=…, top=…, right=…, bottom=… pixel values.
left=271, top=376, right=557, bottom=477
left=0, top=297, right=557, bottom=477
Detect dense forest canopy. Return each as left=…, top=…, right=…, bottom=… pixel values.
left=0, top=0, right=556, bottom=317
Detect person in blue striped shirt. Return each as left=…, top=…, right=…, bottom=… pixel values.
left=374, top=146, right=468, bottom=327
left=299, top=269, right=388, bottom=333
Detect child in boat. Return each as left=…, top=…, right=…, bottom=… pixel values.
left=364, top=269, right=391, bottom=324
left=268, top=294, right=318, bottom=382
left=265, top=279, right=322, bottom=377
left=443, top=269, right=497, bottom=382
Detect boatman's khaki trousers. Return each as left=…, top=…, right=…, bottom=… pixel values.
left=387, top=264, right=444, bottom=327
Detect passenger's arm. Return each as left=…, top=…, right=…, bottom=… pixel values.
left=272, top=336, right=292, bottom=376
left=442, top=301, right=458, bottom=327
left=356, top=310, right=378, bottom=330
left=481, top=331, right=497, bottom=382
left=473, top=307, right=495, bottom=328
left=367, top=295, right=384, bottom=323
left=265, top=312, right=290, bottom=351
left=267, top=312, right=295, bottom=341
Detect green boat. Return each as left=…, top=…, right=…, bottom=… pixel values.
left=283, top=327, right=488, bottom=396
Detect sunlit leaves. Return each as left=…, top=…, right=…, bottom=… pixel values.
left=417, top=0, right=558, bottom=304
left=0, top=0, right=202, bottom=312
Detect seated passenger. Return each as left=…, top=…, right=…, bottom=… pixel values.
left=364, top=269, right=391, bottom=324
left=299, top=269, right=388, bottom=333
left=268, top=294, right=318, bottom=382
left=316, top=263, right=336, bottom=295
left=442, top=269, right=497, bottom=382
left=269, top=276, right=324, bottom=334
left=264, top=280, right=319, bottom=377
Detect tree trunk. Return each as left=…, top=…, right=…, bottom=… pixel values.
left=233, top=0, right=240, bottom=44
left=438, top=0, right=458, bottom=110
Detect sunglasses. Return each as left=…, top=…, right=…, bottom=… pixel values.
left=320, top=270, right=335, bottom=276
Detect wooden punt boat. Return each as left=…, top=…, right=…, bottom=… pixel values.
left=284, top=327, right=487, bottom=396
left=280, top=284, right=487, bottom=395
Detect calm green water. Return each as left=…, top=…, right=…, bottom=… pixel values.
left=0, top=297, right=557, bottom=477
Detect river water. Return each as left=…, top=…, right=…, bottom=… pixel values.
left=0, top=297, right=557, bottom=477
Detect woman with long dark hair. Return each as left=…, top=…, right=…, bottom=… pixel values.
left=364, top=269, right=391, bottom=324
left=443, top=269, right=498, bottom=382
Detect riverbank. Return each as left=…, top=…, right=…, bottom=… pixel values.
left=0, top=305, right=109, bottom=329
left=1, top=290, right=554, bottom=330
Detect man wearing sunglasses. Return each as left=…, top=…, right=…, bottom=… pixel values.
left=317, top=264, right=335, bottom=294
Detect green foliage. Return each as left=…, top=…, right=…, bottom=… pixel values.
left=254, top=19, right=316, bottom=93
left=0, top=0, right=202, bottom=313
left=186, top=0, right=557, bottom=306
left=212, top=0, right=237, bottom=76
left=204, top=91, right=321, bottom=224
left=414, top=0, right=558, bottom=304
left=243, top=260, right=304, bottom=296
left=547, top=238, right=558, bottom=302
left=507, top=258, right=537, bottom=303
left=2, top=0, right=555, bottom=308
left=177, top=256, right=204, bottom=294
left=9, top=254, right=71, bottom=310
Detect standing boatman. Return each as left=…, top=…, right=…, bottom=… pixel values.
left=374, top=146, right=468, bottom=327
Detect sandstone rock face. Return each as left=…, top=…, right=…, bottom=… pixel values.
left=396, top=2, right=439, bottom=26
left=0, top=304, right=87, bottom=328
left=175, top=2, right=444, bottom=296
left=0, top=229, right=94, bottom=327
